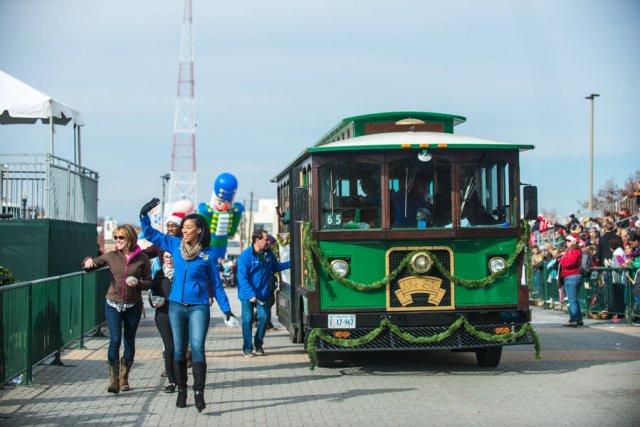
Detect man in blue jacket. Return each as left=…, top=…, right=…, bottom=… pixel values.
left=237, top=229, right=291, bottom=356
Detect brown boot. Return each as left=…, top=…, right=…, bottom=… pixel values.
left=119, top=357, right=133, bottom=391
left=107, top=361, right=120, bottom=394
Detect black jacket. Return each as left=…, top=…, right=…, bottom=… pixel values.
left=597, top=231, right=622, bottom=264
left=150, top=269, right=172, bottom=314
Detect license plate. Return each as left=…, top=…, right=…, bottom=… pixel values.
left=328, top=314, right=356, bottom=329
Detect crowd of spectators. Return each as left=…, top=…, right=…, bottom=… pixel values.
left=529, top=206, right=640, bottom=323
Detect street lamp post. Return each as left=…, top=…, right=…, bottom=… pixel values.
left=160, top=173, right=171, bottom=228
left=585, top=93, right=600, bottom=211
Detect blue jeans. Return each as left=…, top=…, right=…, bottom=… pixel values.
left=168, top=302, right=210, bottom=363
left=241, top=299, right=268, bottom=353
left=104, top=300, right=142, bottom=364
left=564, top=274, right=583, bottom=322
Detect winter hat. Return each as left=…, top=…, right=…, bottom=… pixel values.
left=166, top=211, right=185, bottom=226
left=566, top=235, right=578, bottom=245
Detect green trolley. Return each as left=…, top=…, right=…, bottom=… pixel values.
left=273, top=111, right=540, bottom=368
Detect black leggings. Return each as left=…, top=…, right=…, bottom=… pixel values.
left=155, top=310, right=175, bottom=384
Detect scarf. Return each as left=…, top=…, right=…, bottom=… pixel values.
left=162, top=263, right=174, bottom=280
left=180, top=240, right=202, bottom=261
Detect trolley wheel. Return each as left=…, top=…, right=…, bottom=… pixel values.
left=289, top=324, right=300, bottom=343
left=475, top=346, right=503, bottom=367
left=293, top=302, right=305, bottom=344
left=295, top=317, right=305, bottom=344
left=316, top=351, right=334, bottom=368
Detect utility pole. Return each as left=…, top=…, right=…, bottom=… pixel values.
left=160, top=173, right=171, bottom=228
left=239, top=198, right=247, bottom=249
left=585, top=93, right=600, bottom=211
left=248, top=191, right=255, bottom=239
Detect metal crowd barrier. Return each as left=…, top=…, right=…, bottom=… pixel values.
left=530, top=266, right=638, bottom=325
left=0, top=268, right=111, bottom=385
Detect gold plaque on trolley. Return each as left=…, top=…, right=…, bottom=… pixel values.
left=386, top=246, right=455, bottom=311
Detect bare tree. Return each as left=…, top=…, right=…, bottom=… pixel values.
left=578, top=168, right=640, bottom=211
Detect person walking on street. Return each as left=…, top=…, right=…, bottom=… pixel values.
left=265, top=235, right=279, bottom=331
left=82, top=224, right=151, bottom=394
left=149, top=251, right=177, bottom=393
left=140, top=198, right=235, bottom=412
left=144, top=216, right=194, bottom=371
left=237, top=229, right=291, bottom=357
left=560, top=235, right=584, bottom=327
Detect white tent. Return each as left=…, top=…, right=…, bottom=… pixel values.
left=0, top=69, right=84, bottom=163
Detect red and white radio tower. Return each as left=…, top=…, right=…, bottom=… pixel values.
left=168, top=0, right=197, bottom=209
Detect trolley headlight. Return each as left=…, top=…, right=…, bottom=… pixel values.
left=330, top=259, right=350, bottom=277
left=488, top=257, right=506, bottom=273
left=411, top=252, right=433, bottom=274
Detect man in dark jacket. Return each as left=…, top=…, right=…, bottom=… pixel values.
left=237, top=229, right=291, bottom=356
left=597, top=221, right=622, bottom=265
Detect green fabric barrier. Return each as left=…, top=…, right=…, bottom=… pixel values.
left=0, top=220, right=97, bottom=282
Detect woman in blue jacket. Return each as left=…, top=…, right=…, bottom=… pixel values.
left=140, top=198, right=234, bottom=412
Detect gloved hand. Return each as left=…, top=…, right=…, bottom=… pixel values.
left=224, top=312, right=239, bottom=328
left=125, top=276, right=139, bottom=287
left=140, top=198, right=160, bottom=217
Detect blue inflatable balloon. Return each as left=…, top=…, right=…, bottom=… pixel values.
left=214, top=173, right=238, bottom=202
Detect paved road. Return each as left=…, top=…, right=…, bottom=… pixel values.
left=1, top=300, right=639, bottom=426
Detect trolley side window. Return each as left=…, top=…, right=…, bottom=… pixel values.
left=459, top=161, right=512, bottom=227
left=319, top=161, right=381, bottom=230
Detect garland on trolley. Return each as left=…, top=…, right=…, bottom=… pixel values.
left=302, top=221, right=531, bottom=291
left=305, top=315, right=541, bottom=369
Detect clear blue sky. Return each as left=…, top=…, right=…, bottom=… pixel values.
left=2, top=0, right=639, bottom=222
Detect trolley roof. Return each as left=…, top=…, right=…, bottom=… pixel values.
left=308, top=131, right=535, bottom=153
left=273, top=132, right=533, bottom=181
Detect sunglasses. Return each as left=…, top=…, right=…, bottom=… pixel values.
left=114, top=235, right=127, bottom=241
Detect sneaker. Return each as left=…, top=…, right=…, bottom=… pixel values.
left=243, top=351, right=255, bottom=357
left=563, top=321, right=577, bottom=327
left=576, top=319, right=584, bottom=326
left=164, top=383, right=176, bottom=393
left=256, top=348, right=265, bottom=356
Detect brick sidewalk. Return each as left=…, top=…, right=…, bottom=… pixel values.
left=1, top=303, right=639, bottom=426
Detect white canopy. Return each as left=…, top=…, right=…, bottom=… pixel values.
left=0, top=69, right=83, bottom=126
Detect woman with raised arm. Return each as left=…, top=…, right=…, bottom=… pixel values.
left=82, top=224, right=151, bottom=394
left=139, top=198, right=235, bottom=412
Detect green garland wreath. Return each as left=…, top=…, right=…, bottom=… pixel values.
left=303, top=221, right=530, bottom=291
left=306, top=315, right=541, bottom=369
left=0, top=265, right=17, bottom=286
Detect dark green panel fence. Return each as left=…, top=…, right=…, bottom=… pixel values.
left=0, top=269, right=110, bottom=385
left=0, top=219, right=98, bottom=282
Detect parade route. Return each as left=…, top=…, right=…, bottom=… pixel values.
left=1, top=301, right=639, bottom=426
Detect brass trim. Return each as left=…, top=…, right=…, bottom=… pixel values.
left=300, top=222, right=307, bottom=288
left=385, top=245, right=455, bottom=311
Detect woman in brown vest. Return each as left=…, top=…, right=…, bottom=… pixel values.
left=83, top=224, right=151, bottom=394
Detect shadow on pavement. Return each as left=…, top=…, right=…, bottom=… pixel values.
left=205, top=387, right=416, bottom=417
